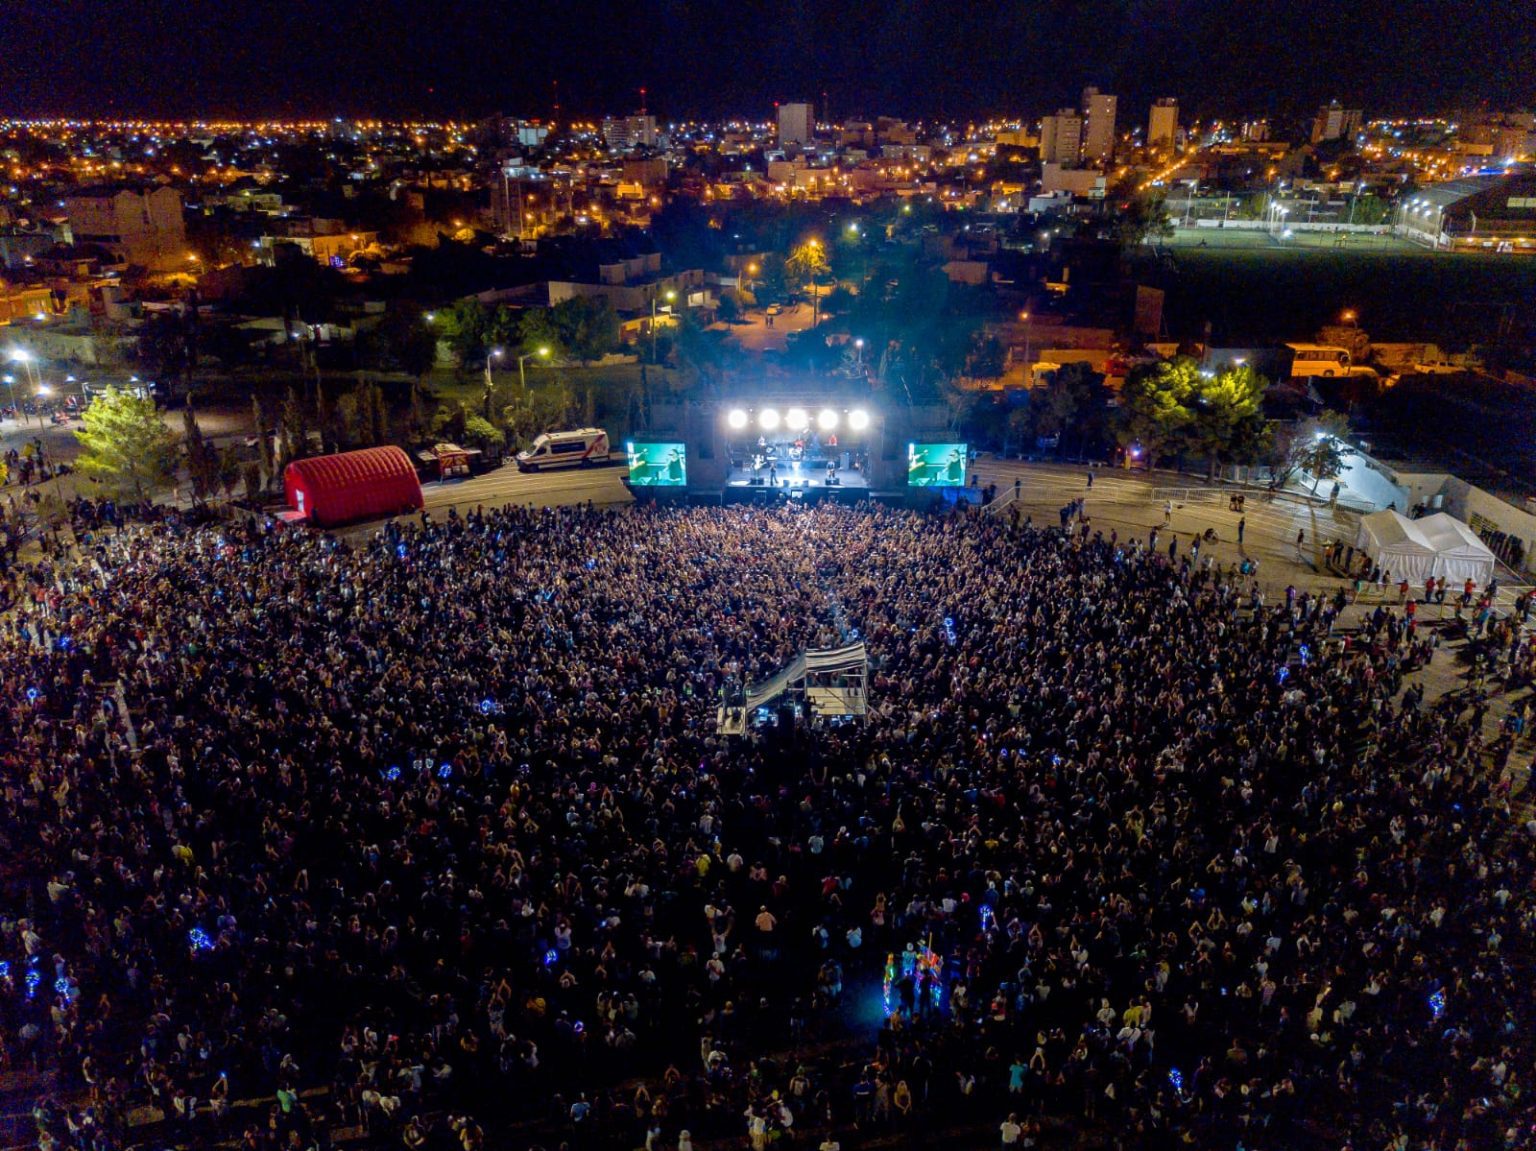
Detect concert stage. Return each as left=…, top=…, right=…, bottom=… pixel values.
left=632, top=394, right=962, bottom=505
left=724, top=461, right=870, bottom=492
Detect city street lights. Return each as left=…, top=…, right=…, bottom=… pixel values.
left=1019, top=311, right=1033, bottom=371
left=2, top=375, right=17, bottom=422
left=518, top=346, right=550, bottom=394
left=1341, top=309, right=1358, bottom=327
left=807, top=238, right=825, bottom=329
left=651, top=289, right=676, bottom=364
left=8, top=349, right=42, bottom=426
left=483, top=348, right=503, bottom=415
left=854, top=337, right=865, bottom=370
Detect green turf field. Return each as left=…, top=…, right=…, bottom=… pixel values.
left=1144, top=231, right=1536, bottom=344
left=1161, top=227, right=1422, bottom=255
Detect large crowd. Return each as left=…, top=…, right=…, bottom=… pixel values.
left=0, top=501, right=1533, bottom=1151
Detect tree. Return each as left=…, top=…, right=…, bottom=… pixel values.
left=383, top=311, right=440, bottom=379
left=550, top=296, right=620, bottom=365
left=1316, top=324, right=1370, bottom=365
left=942, top=383, right=991, bottom=440
left=785, top=240, right=831, bottom=292
left=1117, top=357, right=1199, bottom=466
left=1003, top=403, right=1034, bottom=457
left=1351, top=194, right=1389, bottom=226
left=966, top=333, right=1007, bottom=380
left=431, top=402, right=468, bottom=444
left=1235, top=192, right=1270, bottom=221
left=1281, top=411, right=1354, bottom=494
left=754, top=254, right=788, bottom=303
left=821, top=286, right=856, bottom=316
left=501, top=381, right=575, bottom=449
left=673, top=313, right=729, bottom=390
left=517, top=308, right=566, bottom=360
left=74, top=387, right=178, bottom=502
left=1032, top=375, right=1079, bottom=444
left=462, top=414, right=505, bottom=452
left=1049, top=363, right=1112, bottom=457
left=1186, top=365, right=1270, bottom=479
left=336, top=390, right=369, bottom=447
left=440, top=298, right=494, bottom=370
left=182, top=403, right=221, bottom=505
left=715, top=293, right=742, bottom=324
left=217, top=443, right=243, bottom=499
left=137, top=311, right=195, bottom=396
left=367, top=382, right=390, bottom=446
left=241, top=461, right=263, bottom=504
left=252, top=396, right=275, bottom=489
left=279, top=386, right=312, bottom=468
left=1115, top=191, right=1174, bottom=253
left=1034, top=363, right=1112, bottom=457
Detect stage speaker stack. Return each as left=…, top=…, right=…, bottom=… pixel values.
left=682, top=402, right=728, bottom=486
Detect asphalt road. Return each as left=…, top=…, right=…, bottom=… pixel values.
left=724, top=302, right=818, bottom=353
left=420, top=459, right=632, bottom=516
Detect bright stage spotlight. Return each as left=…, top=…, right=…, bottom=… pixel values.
left=817, top=408, right=839, bottom=431
left=785, top=407, right=809, bottom=432
left=758, top=408, right=781, bottom=431
left=727, top=408, right=749, bottom=430
left=848, top=408, right=871, bottom=431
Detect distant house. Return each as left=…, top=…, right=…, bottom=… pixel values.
left=63, top=185, right=188, bottom=272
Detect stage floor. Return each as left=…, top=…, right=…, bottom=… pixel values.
left=724, top=463, right=870, bottom=491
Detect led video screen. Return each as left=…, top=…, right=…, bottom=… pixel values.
left=907, top=443, right=968, bottom=487
left=626, top=441, right=688, bottom=487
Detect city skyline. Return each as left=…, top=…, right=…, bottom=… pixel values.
left=7, top=0, right=1534, bottom=122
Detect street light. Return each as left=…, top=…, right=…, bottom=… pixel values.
left=1019, top=311, right=1032, bottom=369
left=517, top=346, right=550, bottom=393
left=651, top=289, right=677, bottom=365
left=8, top=348, right=42, bottom=425
left=483, top=348, right=503, bottom=412
left=1, top=374, right=16, bottom=421
left=1341, top=309, right=1357, bottom=326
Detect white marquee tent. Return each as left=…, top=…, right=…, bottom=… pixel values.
left=1354, top=509, right=1496, bottom=586
left=1416, top=513, right=1497, bottom=586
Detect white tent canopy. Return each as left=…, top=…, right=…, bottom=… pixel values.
left=1416, top=513, right=1496, bottom=586
left=1355, top=510, right=1438, bottom=584
left=1355, top=509, right=1496, bottom=586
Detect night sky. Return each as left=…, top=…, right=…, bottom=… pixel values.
left=7, top=0, right=1533, bottom=123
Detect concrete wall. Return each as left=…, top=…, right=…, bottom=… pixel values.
left=1438, top=478, right=1536, bottom=576
left=1387, top=471, right=1455, bottom=511
left=1372, top=464, right=1536, bottom=577
left=1333, top=450, right=1409, bottom=511
left=1190, top=219, right=1390, bottom=233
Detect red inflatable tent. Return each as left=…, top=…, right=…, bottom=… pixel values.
left=284, top=446, right=424, bottom=527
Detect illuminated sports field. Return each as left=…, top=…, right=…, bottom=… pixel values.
left=1147, top=234, right=1536, bottom=343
